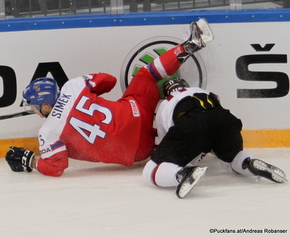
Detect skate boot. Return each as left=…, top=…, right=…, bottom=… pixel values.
left=181, top=21, right=205, bottom=55
left=242, top=158, right=288, bottom=183
left=181, top=18, right=214, bottom=55
left=176, top=166, right=207, bottom=199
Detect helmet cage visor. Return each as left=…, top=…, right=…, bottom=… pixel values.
left=23, top=99, right=41, bottom=114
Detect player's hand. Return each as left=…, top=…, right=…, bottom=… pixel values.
left=5, top=146, right=35, bottom=172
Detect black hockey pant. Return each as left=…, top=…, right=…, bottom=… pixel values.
left=151, top=93, right=243, bottom=167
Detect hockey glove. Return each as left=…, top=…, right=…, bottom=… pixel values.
left=5, top=146, right=34, bottom=172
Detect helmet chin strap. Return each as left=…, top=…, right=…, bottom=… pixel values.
left=40, top=109, right=49, bottom=118
left=42, top=112, right=49, bottom=118
left=39, top=103, right=52, bottom=118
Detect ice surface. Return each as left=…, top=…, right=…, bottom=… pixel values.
left=0, top=148, right=289, bottom=237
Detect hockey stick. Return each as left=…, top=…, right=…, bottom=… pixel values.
left=0, top=111, right=32, bottom=120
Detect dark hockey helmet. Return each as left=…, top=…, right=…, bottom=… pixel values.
left=22, top=77, right=60, bottom=113
left=163, top=78, right=190, bottom=97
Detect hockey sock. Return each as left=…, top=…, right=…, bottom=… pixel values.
left=142, top=160, right=181, bottom=187
left=146, top=45, right=184, bottom=81
left=231, top=150, right=255, bottom=176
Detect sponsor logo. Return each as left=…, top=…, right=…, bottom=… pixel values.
left=119, top=36, right=207, bottom=97
left=129, top=100, right=140, bottom=117
left=40, top=147, right=51, bottom=155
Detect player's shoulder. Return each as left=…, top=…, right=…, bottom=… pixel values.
left=186, top=87, right=209, bottom=94
left=61, top=76, right=86, bottom=93
left=64, top=76, right=86, bottom=85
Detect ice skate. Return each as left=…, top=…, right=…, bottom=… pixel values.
left=243, top=158, right=288, bottom=183
left=176, top=166, right=207, bottom=199
left=182, top=18, right=214, bottom=55
left=197, top=18, right=214, bottom=44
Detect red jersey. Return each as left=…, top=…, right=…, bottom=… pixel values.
left=37, top=71, right=157, bottom=176
left=36, top=44, right=184, bottom=176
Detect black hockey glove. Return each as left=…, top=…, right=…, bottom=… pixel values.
left=5, top=146, right=34, bottom=172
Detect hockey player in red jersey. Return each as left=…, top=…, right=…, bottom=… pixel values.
left=5, top=19, right=211, bottom=177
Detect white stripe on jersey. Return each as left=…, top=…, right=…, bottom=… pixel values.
left=154, top=57, right=169, bottom=78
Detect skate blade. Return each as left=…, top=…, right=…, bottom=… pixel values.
left=196, top=18, right=214, bottom=43
left=176, top=166, right=207, bottom=199
left=253, top=160, right=288, bottom=183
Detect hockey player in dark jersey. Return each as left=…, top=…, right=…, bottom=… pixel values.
left=142, top=78, right=288, bottom=198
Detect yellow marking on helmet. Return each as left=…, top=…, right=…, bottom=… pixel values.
left=193, top=96, right=206, bottom=109
left=207, top=95, right=214, bottom=108
left=176, top=111, right=186, bottom=118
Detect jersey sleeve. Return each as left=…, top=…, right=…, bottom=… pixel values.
left=37, top=150, right=68, bottom=177
left=87, top=73, right=117, bottom=95
left=154, top=101, right=169, bottom=145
